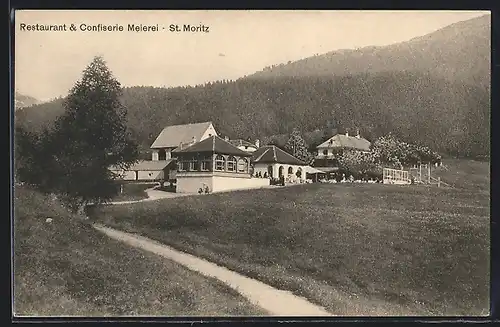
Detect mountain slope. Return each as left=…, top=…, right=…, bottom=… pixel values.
left=249, top=15, right=490, bottom=90
left=15, top=92, right=40, bottom=110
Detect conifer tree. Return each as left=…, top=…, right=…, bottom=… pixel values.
left=49, top=56, right=138, bottom=211
left=284, top=128, right=313, bottom=164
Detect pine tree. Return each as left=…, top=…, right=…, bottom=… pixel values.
left=49, top=56, right=138, bottom=212
left=284, top=128, right=313, bottom=164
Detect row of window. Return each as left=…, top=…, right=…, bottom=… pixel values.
left=177, top=155, right=249, bottom=173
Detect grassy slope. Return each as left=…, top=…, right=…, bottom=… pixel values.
left=94, top=159, right=490, bottom=316
left=13, top=186, right=265, bottom=316
left=432, top=159, right=490, bottom=191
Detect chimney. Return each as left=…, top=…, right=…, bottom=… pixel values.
left=255, top=139, right=260, bottom=148
left=192, top=136, right=196, bottom=144
left=345, top=130, right=349, bottom=137
left=224, top=136, right=229, bottom=142
left=356, top=129, right=360, bottom=139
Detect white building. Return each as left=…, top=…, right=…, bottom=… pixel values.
left=251, top=145, right=308, bottom=182
left=314, top=130, right=371, bottom=172
left=172, top=135, right=269, bottom=193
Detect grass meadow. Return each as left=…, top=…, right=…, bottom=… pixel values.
left=13, top=186, right=265, bottom=316
left=110, top=182, right=158, bottom=202
left=93, top=159, right=490, bottom=316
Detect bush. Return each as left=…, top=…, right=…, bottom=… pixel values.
left=335, top=133, right=441, bottom=180
left=371, top=134, right=441, bottom=168
left=337, top=150, right=379, bottom=179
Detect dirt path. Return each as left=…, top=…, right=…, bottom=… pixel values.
left=108, top=187, right=191, bottom=205
left=93, top=224, right=333, bottom=316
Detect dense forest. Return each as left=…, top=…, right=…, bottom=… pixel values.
left=16, top=70, right=490, bottom=158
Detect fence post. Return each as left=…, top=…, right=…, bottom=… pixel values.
left=428, top=164, right=431, bottom=184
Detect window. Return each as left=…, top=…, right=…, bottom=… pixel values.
left=201, top=160, right=210, bottom=171
left=189, top=157, right=197, bottom=171
left=182, top=161, right=189, bottom=171
left=288, top=166, right=293, bottom=175
left=177, top=161, right=185, bottom=171
left=322, top=149, right=328, bottom=155
left=237, top=158, right=248, bottom=173
left=227, top=156, right=237, bottom=172
left=215, top=155, right=226, bottom=171
left=158, top=149, right=167, bottom=161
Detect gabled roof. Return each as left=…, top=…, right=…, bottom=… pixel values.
left=229, top=139, right=258, bottom=148
left=173, top=135, right=251, bottom=157
left=151, top=122, right=214, bottom=149
left=109, top=159, right=174, bottom=171
left=317, top=134, right=371, bottom=151
left=251, top=145, right=306, bottom=165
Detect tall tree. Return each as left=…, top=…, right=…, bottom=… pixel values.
left=49, top=56, right=138, bottom=212
left=284, top=128, right=313, bottom=164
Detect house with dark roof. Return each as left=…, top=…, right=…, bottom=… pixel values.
left=171, top=135, right=270, bottom=193
left=314, top=130, right=371, bottom=171
left=150, top=121, right=218, bottom=161
left=251, top=145, right=308, bottom=182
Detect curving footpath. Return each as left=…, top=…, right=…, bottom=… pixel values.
left=93, top=224, right=333, bottom=316
left=108, top=187, right=191, bottom=205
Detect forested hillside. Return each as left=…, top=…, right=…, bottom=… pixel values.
left=15, top=71, right=489, bottom=157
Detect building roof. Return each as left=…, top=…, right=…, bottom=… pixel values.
left=317, top=134, right=371, bottom=151
left=151, top=122, right=214, bottom=149
left=251, top=145, right=306, bottom=165
left=109, top=159, right=174, bottom=171
left=173, top=135, right=252, bottom=157
left=229, top=139, right=258, bottom=148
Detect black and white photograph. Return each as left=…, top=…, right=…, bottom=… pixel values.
left=12, top=10, right=491, bottom=317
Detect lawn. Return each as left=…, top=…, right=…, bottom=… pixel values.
left=93, top=160, right=490, bottom=316
left=13, top=186, right=265, bottom=316
left=432, top=158, right=490, bottom=191
left=110, top=182, right=158, bottom=202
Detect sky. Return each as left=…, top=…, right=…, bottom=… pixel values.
left=14, top=10, right=489, bottom=102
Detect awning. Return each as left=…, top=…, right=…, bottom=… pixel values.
left=304, top=166, right=327, bottom=174
left=312, top=167, right=339, bottom=173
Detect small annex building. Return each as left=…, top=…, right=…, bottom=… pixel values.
left=172, top=135, right=270, bottom=193
left=109, top=160, right=175, bottom=182
left=251, top=145, right=308, bottom=183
